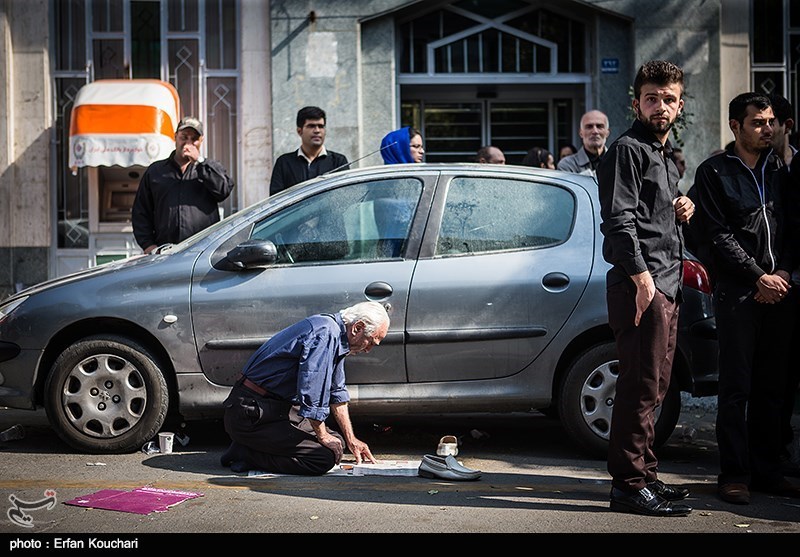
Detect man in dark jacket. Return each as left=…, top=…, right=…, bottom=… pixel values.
left=132, top=117, right=235, bottom=254
left=692, top=92, right=800, bottom=504
left=269, top=106, right=349, bottom=196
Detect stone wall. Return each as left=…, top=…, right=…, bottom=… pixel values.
left=0, top=0, right=50, bottom=298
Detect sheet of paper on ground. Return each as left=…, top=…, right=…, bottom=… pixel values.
left=247, top=460, right=422, bottom=477
left=63, top=486, right=203, bottom=514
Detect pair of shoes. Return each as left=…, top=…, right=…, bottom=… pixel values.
left=418, top=454, right=481, bottom=481
left=718, top=483, right=750, bottom=504
left=436, top=435, right=458, bottom=457
left=609, top=487, right=692, bottom=517
left=752, top=477, right=800, bottom=498
left=0, top=424, right=25, bottom=443
left=647, top=479, right=690, bottom=501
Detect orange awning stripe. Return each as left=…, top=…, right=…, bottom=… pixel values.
left=69, top=105, right=176, bottom=138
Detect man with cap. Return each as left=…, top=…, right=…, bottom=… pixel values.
left=132, top=116, right=235, bottom=254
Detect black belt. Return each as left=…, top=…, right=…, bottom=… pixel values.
left=238, top=375, right=269, bottom=397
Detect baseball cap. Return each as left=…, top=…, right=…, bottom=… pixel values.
left=176, top=117, right=204, bottom=136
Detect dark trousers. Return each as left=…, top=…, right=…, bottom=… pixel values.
left=606, top=282, right=679, bottom=492
left=222, top=383, right=344, bottom=475
left=714, top=283, right=793, bottom=486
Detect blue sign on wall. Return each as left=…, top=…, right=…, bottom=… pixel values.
left=601, top=58, right=619, bottom=74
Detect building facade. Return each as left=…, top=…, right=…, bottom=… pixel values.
left=0, top=0, right=795, bottom=298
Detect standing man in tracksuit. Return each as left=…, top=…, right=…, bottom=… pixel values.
left=692, top=92, right=800, bottom=504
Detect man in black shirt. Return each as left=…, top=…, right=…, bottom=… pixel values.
left=597, top=60, right=695, bottom=517
left=269, top=106, right=349, bottom=196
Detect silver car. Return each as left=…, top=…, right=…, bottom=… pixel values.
left=0, top=164, right=717, bottom=456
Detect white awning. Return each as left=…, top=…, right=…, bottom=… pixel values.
left=69, top=79, right=181, bottom=169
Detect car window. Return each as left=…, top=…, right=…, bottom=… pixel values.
left=436, top=177, right=575, bottom=256
left=251, top=178, right=423, bottom=264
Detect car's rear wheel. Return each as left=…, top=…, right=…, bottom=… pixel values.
left=44, top=335, right=169, bottom=454
left=558, top=342, right=681, bottom=459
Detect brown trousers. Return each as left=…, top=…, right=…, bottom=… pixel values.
left=606, top=281, right=679, bottom=492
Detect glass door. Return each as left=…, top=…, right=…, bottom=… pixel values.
left=401, top=97, right=574, bottom=165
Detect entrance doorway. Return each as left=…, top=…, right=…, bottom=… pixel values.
left=401, top=86, right=579, bottom=165
left=395, top=2, right=592, bottom=165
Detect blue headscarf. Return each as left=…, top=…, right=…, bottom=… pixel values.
left=380, top=127, right=414, bottom=164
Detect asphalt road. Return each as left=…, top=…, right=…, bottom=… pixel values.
left=0, top=397, right=798, bottom=546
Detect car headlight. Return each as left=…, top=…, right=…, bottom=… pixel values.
left=0, top=296, right=28, bottom=324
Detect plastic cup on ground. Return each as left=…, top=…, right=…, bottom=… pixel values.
left=158, top=432, right=174, bottom=454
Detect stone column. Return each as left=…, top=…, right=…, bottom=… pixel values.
left=240, top=0, right=273, bottom=207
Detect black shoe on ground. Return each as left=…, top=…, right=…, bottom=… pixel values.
left=609, top=486, right=692, bottom=517
left=752, top=477, right=800, bottom=498
left=780, top=454, right=800, bottom=478
left=220, top=441, right=248, bottom=468
left=230, top=461, right=249, bottom=474
left=647, top=479, right=690, bottom=501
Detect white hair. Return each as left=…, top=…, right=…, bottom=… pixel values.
left=339, top=301, right=390, bottom=334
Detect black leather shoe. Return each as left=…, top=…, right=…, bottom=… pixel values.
left=220, top=441, right=248, bottom=468
left=752, top=477, right=800, bottom=498
left=647, top=479, right=690, bottom=501
left=780, top=454, right=800, bottom=478
left=610, top=487, right=692, bottom=517
left=230, top=460, right=249, bottom=474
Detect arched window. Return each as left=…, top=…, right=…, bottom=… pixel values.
left=400, top=1, right=586, bottom=76
left=396, top=1, right=589, bottom=164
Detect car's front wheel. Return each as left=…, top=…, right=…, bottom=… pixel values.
left=44, top=335, right=169, bottom=453
left=558, top=342, right=681, bottom=459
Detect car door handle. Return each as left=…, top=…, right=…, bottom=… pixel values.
left=365, top=281, right=393, bottom=298
left=542, top=272, right=570, bottom=289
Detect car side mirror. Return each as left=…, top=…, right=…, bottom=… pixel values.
left=225, top=239, right=278, bottom=270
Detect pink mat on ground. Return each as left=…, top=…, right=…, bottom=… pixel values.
left=64, top=486, right=204, bottom=515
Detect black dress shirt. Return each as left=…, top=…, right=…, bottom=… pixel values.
left=269, top=148, right=349, bottom=196
left=596, top=119, right=684, bottom=299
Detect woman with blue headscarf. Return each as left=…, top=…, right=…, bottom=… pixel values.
left=380, top=127, right=424, bottom=164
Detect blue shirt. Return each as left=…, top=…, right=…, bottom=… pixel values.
left=241, top=313, right=351, bottom=421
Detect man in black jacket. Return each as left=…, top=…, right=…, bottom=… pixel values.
left=269, top=106, right=349, bottom=196
left=692, top=92, right=800, bottom=504
left=132, top=117, right=235, bottom=254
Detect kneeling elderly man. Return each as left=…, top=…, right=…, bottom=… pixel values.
left=221, top=301, right=390, bottom=475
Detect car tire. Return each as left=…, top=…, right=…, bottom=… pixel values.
left=558, top=342, right=681, bottom=459
left=44, top=335, right=169, bottom=454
